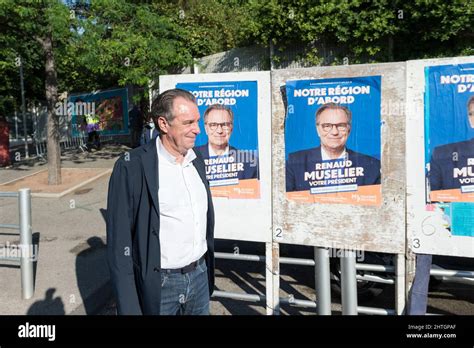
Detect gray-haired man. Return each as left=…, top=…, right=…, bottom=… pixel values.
left=106, top=89, right=215, bottom=315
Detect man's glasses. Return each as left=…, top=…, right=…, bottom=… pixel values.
left=206, top=122, right=232, bottom=131
left=317, top=123, right=350, bottom=133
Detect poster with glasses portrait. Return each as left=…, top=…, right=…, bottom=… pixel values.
left=426, top=63, right=474, bottom=204
left=176, top=81, right=260, bottom=199
left=160, top=72, right=271, bottom=243
left=424, top=63, right=474, bottom=240
left=406, top=57, right=474, bottom=257
left=285, top=76, right=382, bottom=206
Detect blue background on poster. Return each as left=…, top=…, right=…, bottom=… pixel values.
left=424, top=63, right=474, bottom=165
left=284, top=76, right=381, bottom=160
left=176, top=81, right=258, bottom=151
left=70, top=88, right=129, bottom=136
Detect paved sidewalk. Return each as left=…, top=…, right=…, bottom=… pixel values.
left=2, top=144, right=472, bottom=316
left=0, top=144, right=127, bottom=314
left=0, top=143, right=323, bottom=316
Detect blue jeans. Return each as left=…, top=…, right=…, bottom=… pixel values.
left=159, top=259, right=210, bottom=315
left=407, top=254, right=432, bottom=315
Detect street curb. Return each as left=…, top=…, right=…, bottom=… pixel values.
left=33, top=168, right=112, bottom=198
left=0, top=169, right=47, bottom=186
left=0, top=168, right=112, bottom=198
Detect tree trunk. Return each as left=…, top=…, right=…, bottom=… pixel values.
left=43, top=33, right=61, bottom=185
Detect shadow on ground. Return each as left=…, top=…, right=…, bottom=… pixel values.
left=68, top=144, right=129, bottom=164
left=74, top=236, right=110, bottom=315
left=27, top=288, right=65, bottom=315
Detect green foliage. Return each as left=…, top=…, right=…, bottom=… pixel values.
left=0, top=0, right=472, bottom=117
left=0, top=0, right=250, bottom=113
left=153, top=0, right=249, bottom=58
left=72, top=0, right=252, bottom=97
left=0, top=0, right=71, bottom=115
left=78, top=1, right=191, bottom=88
left=241, top=0, right=473, bottom=63
left=395, top=0, right=473, bottom=59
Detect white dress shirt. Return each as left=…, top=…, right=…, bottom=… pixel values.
left=321, top=147, right=347, bottom=161
left=157, top=137, right=208, bottom=269
left=208, top=144, right=230, bottom=157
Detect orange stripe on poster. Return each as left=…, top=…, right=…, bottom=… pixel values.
left=210, top=178, right=260, bottom=199
left=286, top=185, right=381, bottom=206
left=430, top=189, right=474, bottom=202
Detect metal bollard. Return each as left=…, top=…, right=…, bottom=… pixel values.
left=341, top=250, right=358, bottom=315
left=314, top=247, right=331, bottom=315
left=18, top=188, right=34, bottom=299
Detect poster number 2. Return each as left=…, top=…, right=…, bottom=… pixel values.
left=275, top=227, right=283, bottom=239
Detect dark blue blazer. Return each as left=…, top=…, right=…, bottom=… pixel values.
left=194, top=144, right=259, bottom=180
left=286, top=146, right=381, bottom=192
left=429, top=138, right=474, bottom=191
left=106, top=140, right=215, bottom=315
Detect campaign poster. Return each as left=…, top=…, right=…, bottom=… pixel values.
left=285, top=76, right=382, bottom=206
left=425, top=63, right=474, bottom=237
left=176, top=81, right=260, bottom=199
left=69, top=88, right=129, bottom=136
left=426, top=63, right=474, bottom=203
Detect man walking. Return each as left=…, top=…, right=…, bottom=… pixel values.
left=106, top=89, right=215, bottom=315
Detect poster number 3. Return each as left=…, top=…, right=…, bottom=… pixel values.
left=413, top=238, right=421, bottom=249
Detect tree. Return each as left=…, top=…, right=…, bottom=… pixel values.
left=1, top=0, right=72, bottom=184
left=2, top=0, right=469, bottom=187
left=1, top=0, right=250, bottom=186
left=0, top=4, right=45, bottom=118
left=77, top=0, right=250, bottom=94
left=153, top=0, right=250, bottom=59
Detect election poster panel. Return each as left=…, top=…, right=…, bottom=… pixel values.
left=285, top=76, right=381, bottom=206
left=426, top=63, right=474, bottom=202
left=176, top=81, right=260, bottom=199
left=70, top=88, right=129, bottom=136
left=425, top=63, right=474, bottom=238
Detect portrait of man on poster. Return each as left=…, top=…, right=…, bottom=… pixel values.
left=286, top=103, right=381, bottom=192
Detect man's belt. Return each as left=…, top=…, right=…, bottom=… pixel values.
left=161, top=255, right=205, bottom=274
